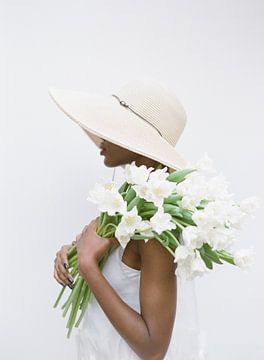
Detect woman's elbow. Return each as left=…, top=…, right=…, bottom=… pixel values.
left=145, top=352, right=166, bottom=360
left=143, top=347, right=168, bottom=360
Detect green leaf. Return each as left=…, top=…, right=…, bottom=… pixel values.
left=203, top=243, right=223, bottom=264
left=127, top=196, right=141, bottom=211
left=175, top=208, right=196, bottom=225
left=163, top=204, right=183, bottom=217
left=136, top=198, right=145, bottom=211
left=216, top=250, right=235, bottom=265
left=124, top=187, right=136, bottom=203
left=163, top=194, right=182, bottom=204
left=140, top=201, right=157, bottom=212
left=163, top=230, right=180, bottom=247
left=166, top=168, right=197, bottom=183
left=118, top=181, right=129, bottom=194
left=139, top=210, right=157, bottom=219
left=199, top=247, right=213, bottom=269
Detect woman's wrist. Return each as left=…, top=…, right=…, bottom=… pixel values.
left=78, top=252, right=99, bottom=279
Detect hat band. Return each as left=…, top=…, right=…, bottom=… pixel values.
left=111, top=94, right=163, bottom=137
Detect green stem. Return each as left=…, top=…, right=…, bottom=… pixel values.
left=164, top=230, right=180, bottom=246
left=66, top=278, right=86, bottom=338
left=53, top=284, right=67, bottom=308
left=101, top=223, right=117, bottom=237
left=130, top=234, right=153, bottom=240
left=75, top=286, right=92, bottom=327
left=67, top=245, right=77, bottom=258
left=62, top=276, right=82, bottom=314
left=97, top=212, right=108, bottom=235
left=69, top=254, right=78, bottom=267
left=171, top=218, right=185, bottom=230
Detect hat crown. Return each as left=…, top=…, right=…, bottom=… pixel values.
left=114, top=79, right=187, bottom=146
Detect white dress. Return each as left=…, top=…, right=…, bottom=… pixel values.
left=74, top=166, right=208, bottom=359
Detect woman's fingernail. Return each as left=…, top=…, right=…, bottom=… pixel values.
left=68, top=283, right=73, bottom=289
left=59, top=282, right=65, bottom=287
left=63, top=262, right=69, bottom=270
left=68, top=277, right=74, bottom=283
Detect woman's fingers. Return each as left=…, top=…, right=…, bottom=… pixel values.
left=57, top=256, right=73, bottom=284
left=54, top=267, right=65, bottom=286
left=72, top=234, right=81, bottom=246
left=55, top=263, right=73, bottom=288
left=53, top=244, right=74, bottom=288
left=81, top=225, right=89, bottom=236
left=54, top=258, right=68, bottom=284
left=60, top=244, right=71, bottom=269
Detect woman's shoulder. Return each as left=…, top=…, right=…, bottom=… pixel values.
left=138, top=238, right=177, bottom=275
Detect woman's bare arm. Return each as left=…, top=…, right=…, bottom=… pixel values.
left=79, top=239, right=177, bottom=360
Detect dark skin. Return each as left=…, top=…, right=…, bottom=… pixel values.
left=54, top=140, right=177, bottom=360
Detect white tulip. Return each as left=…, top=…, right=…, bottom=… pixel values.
left=86, top=177, right=117, bottom=204
left=149, top=207, right=176, bottom=234
left=224, top=204, right=247, bottom=230
left=87, top=179, right=127, bottom=216
left=182, top=226, right=205, bottom=249
left=190, top=250, right=208, bottom=278
left=86, top=186, right=105, bottom=204
left=176, top=172, right=207, bottom=202
left=124, top=161, right=154, bottom=185
left=132, top=182, right=151, bottom=201
left=117, top=206, right=142, bottom=234
left=206, top=227, right=236, bottom=251
left=192, top=207, right=221, bottom=229
left=233, top=248, right=255, bottom=270
left=194, top=152, right=217, bottom=175
left=148, top=167, right=169, bottom=182
left=174, top=246, right=208, bottom=282
left=174, top=245, right=194, bottom=262
left=239, top=196, right=261, bottom=218
left=193, top=200, right=237, bottom=230
left=115, top=226, right=132, bottom=249
left=147, top=179, right=177, bottom=207
left=133, top=178, right=176, bottom=207
left=205, top=174, right=233, bottom=201
left=135, top=220, right=154, bottom=242
left=181, top=195, right=203, bottom=211
left=98, top=190, right=127, bottom=216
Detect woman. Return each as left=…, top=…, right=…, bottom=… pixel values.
left=50, top=80, right=206, bottom=359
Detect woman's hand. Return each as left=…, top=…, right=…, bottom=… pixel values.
left=53, top=241, right=75, bottom=288
left=76, top=217, right=119, bottom=277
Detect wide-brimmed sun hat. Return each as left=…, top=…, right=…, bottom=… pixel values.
left=48, top=79, right=188, bottom=170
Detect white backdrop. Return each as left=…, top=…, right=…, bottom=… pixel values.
left=1, top=1, right=264, bottom=359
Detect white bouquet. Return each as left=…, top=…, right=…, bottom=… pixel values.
left=53, top=154, right=260, bottom=337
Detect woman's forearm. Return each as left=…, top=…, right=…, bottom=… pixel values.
left=79, top=259, right=161, bottom=360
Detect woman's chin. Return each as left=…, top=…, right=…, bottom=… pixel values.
left=102, top=155, right=113, bottom=167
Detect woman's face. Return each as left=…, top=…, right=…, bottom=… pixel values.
left=99, top=139, right=159, bottom=169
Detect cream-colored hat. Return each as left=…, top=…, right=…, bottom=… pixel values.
left=48, top=79, right=188, bottom=170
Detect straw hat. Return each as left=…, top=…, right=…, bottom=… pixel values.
left=48, top=79, right=188, bottom=170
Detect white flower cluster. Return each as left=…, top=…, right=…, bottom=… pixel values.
left=86, top=177, right=127, bottom=216
left=87, top=161, right=176, bottom=249
left=174, top=153, right=260, bottom=282
left=86, top=153, right=260, bottom=282
left=128, top=163, right=177, bottom=207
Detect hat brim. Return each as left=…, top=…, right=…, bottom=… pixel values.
left=48, top=87, right=188, bottom=171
